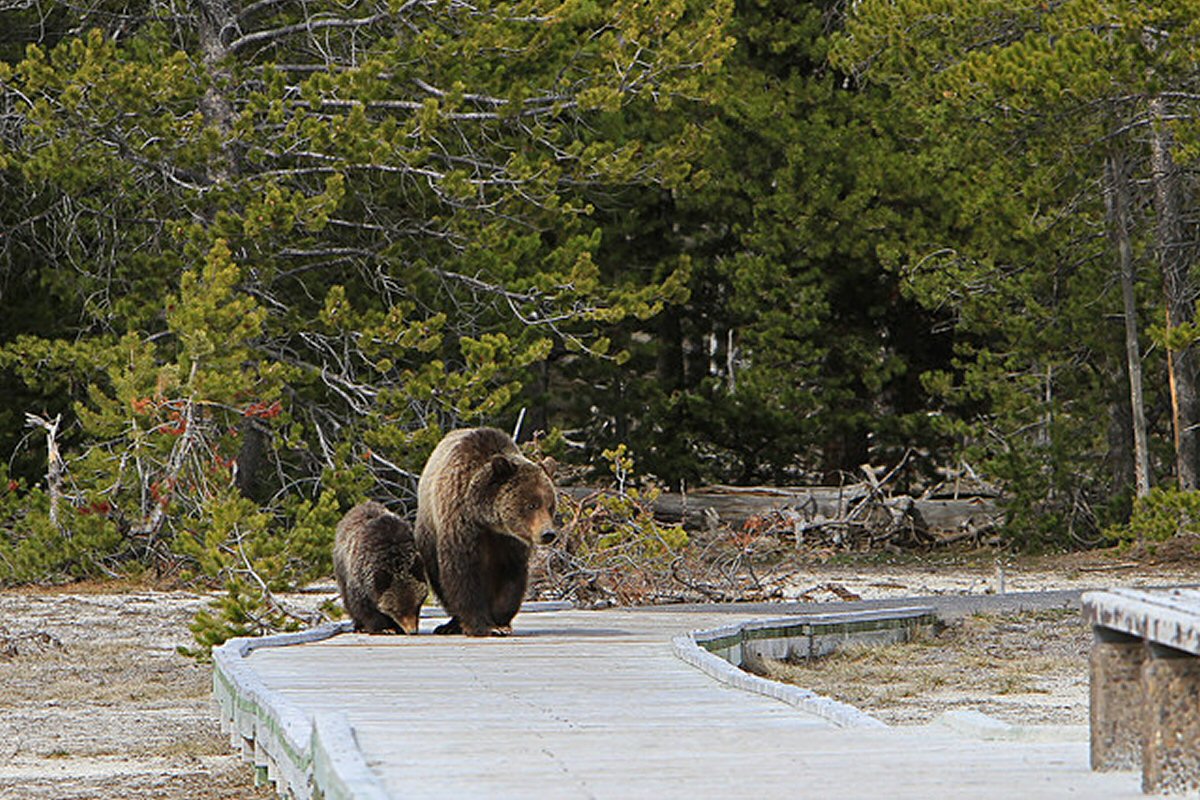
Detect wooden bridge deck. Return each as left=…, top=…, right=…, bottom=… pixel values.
left=216, top=601, right=1154, bottom=799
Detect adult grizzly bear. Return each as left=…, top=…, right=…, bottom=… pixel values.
left=334, top=501, right=428, bottom=634
left=415, top=427, right=557, bottom=636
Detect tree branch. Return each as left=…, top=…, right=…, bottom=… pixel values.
left=227, top=11, right=391, bottom=55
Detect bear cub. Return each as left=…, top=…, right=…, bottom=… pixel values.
left=415, top=427, right=557, bottom=636
left=334, top=501, right=428, bottom=634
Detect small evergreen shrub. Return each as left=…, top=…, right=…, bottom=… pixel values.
left=1108, top=487, right=1200, bottom=544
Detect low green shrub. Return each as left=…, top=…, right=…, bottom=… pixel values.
left=1107, top=486, right=1200, bottom=544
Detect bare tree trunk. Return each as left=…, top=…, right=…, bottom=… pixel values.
left=1105, top=150, right=1151, bottom=498
left=1149, top=96, right=1200, bottom=490
left=726, top=328, right=737, bottom=393
left=1037, top=363, right=1052, bottom=449
left=196, top=1, right=272, bottom=499
left=25, top=413, right=64, bottom=531
left=196, top=0, right=237, bottom=184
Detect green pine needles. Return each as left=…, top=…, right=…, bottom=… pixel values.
left=0, top=0, right=733, bottom=652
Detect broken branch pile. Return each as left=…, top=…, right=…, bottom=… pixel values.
left=561, top=482, right=1001, bottom=551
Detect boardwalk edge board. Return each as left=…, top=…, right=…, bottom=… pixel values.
left=213, top=620, right=386, bottom=800
left=1082, top=587, right=1200, bottom=656
left=674, top=606, right=939, bottom=730
left=311, top=713, right=391, bottom=800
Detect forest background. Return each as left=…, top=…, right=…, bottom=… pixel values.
left=3, top=0, right=1200, bottom=649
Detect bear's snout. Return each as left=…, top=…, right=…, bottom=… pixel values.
left=539, top=529, right=557, bottom=545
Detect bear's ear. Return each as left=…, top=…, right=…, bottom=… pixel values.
left=539, top=456, right=557, bottom=480
left=486, top=454, right=518, bottom=484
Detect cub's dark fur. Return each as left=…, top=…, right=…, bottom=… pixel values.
left=334, top=501, right=428, bottom=634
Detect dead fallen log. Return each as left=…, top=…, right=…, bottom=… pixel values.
left=559, top=484, right=1000, bottom=539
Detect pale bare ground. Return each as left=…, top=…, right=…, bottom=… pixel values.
left=0, top=588, right=281, bottom=800
left=761, top=554, right=1196, bottom=727
left=0, top=553, right=1192, bottom=798
left=778, top=551, right=1197, bottom=604
left=756, top=607, right=1091, bottom=726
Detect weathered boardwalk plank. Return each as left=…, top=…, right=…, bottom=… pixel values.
left=1085, top=587, right=1200, bottom=655
left=222, top=605, right=1153, bottom=799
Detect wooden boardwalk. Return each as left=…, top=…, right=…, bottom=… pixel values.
left=216, top=602, right=1154, bottom=799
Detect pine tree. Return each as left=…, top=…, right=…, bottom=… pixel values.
left=557, top=0, right=956, bottom=487
left=834, top=0, right=1200, bottom=543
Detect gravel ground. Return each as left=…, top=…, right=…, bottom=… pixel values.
left=756, top=606, right=1092, bottom=726
left=0, top=589, right=278, bottom=800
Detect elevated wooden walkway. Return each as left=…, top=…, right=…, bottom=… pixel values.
left=1085, top=588, right=1200, bottom=793
left=214, top=599, right=1153, bottom=799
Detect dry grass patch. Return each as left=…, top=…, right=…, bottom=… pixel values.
left=0, top=591, right=275, bottom=799
left=755, top=608, right=1090, bottom=726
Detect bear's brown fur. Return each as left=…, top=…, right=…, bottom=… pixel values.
left=333, top=501, right=428, bottom=634
left=414, top=427, right=557, bottom=636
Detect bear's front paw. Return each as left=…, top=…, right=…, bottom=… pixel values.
left=462, top=624, right=510, bottom=637
left=434, top=618, right=462, bottom=635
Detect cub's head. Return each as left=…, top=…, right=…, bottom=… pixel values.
left=485, top=454, right=558, bottom=547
